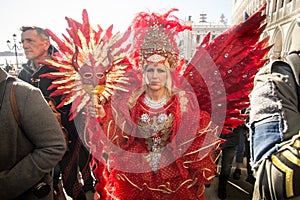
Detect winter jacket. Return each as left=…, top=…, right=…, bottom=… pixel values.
left=0, top=68, right=66, bottom=199
left=250, top=53, right=300, bottom=166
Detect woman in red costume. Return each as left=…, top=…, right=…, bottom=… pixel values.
left=87, top=8, right=223, bottom=200
left=92, top=5, right=270, bottom=199
left=42, top=4, right=270, bottom=200
left=94, top=19, right=220, bottom=199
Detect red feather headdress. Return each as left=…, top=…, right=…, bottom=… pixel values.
left=129, top=8, right=192, bottom=71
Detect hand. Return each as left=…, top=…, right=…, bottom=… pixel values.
left=88, top=102, right=106, bottom=119
left=95, top=104, right=106, bottom=119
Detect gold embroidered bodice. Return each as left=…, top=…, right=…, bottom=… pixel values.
left=138, top=112, right=174, bottom=171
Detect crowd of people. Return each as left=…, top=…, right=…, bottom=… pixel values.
left=1, top=3, right=300, bottom=200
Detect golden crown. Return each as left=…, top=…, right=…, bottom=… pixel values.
left=130, top=9, right=192, bottom=70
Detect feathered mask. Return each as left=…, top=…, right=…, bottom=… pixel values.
left=41, top=9, right=131, bottom=120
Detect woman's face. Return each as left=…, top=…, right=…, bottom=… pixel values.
left=144, top=63, right=168, bottom=92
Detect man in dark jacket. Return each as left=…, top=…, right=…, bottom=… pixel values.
left=0, top=67, right=66, bottom=199
left=18, top=26, right=94, bottom=200
left=217, top=127, right=240, bottom=199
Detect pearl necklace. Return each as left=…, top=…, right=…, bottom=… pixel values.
left=144, top=95, right=167, bottom=109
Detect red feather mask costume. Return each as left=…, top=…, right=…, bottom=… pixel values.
left=43, top=4, right=270, bottom=200
left=41, top=9, right=132, bottom=120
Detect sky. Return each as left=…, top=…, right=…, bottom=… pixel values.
left=0, top=0, right=232, bottom=52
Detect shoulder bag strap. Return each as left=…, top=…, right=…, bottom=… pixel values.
left=0, top=78, right=8, bottom=112
left=9, top=80, right=23, bottom=130
left=0, top=77, right=22, bottom=130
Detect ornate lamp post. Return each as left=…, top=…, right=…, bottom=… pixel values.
left=7, top=33, right=22, bottom=68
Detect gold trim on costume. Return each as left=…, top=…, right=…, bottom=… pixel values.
left=147, top=54, right=166, bottom=63
left=183, top=140, right=220, bottom=158
left=293, top=139, right=300, bottom=148
left=197, top=184, right=205, bottom=198
left=116, top=174, right=143, bottom=190
left=271, top=154, right=294, bottom=198
left=178, top=91, right=188, bottom=112
left=115, top=173, right=198, bottom=194
left=178, top=122, right=216, bottom=148
left=282, top=150, right=300, bottom=166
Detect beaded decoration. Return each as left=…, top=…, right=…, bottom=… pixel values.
left=130, top=8, right=192, bottom=70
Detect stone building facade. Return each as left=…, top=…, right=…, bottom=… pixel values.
left=180, top=15, right=230, bottom=60
left=232, top=0, right=300, bottom=60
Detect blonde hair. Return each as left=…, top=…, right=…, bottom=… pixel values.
left=128, top=64, right=173, bottom=109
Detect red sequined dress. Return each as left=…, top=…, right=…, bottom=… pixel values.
left=93, top=90, right=219, bottom=200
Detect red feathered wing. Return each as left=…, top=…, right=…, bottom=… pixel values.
left=182, top=3, right=271, bottom=134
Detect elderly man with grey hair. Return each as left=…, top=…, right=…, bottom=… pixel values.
left=17, top=26, right=94, bottom=200
left=249, top=17, right=300, bottom=200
